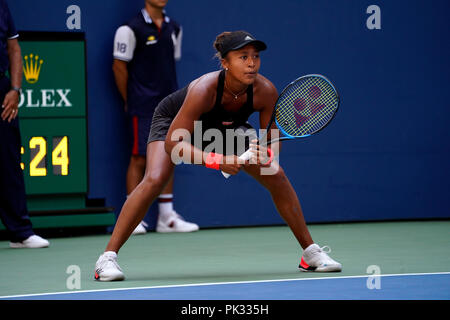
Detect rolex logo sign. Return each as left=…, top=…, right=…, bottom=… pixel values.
left=18, top=39, right=85, bottom=118
left=20, top=52, right=73, bottom=109
left=23, top=53, right=43, bottom=84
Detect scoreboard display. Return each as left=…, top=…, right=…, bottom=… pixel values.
left=18, top=32, right=88, bottom=212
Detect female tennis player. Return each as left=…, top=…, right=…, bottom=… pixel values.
left=95, top=31, right=342, bottom=281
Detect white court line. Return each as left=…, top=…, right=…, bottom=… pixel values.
left=1, top=271, right=449, bottom=299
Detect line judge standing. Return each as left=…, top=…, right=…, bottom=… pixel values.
left=112, top=0, right=199, bottom=234
left=0, top=0, right=49, bottom=248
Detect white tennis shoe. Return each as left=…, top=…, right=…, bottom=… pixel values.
left=9, top=235, right=50, bottom=248
left=156, top=211, right=199, bottom=233
left=94, top=251, right=125, bottom=281
left=299, top=244, right=342, bottom=272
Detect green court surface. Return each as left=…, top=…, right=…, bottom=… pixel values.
left=0, top=220, right=449, bottom=298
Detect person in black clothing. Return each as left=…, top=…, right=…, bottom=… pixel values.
left=95, top=30, right=341, bottom=281
left=0, top=0, right=49, bottom=248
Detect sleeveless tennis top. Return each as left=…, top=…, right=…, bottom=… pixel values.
left=198, top=69, right=254, bottom=131
left=159, top=69, right=255, bottom=129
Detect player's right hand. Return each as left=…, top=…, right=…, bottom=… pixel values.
left=219, top=155, right=246, bottom=175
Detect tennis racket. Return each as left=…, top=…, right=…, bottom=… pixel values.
left=222, top=74, right=340, bottom=178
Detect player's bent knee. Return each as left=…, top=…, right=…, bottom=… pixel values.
left=140, top=173, right=167, bottom=194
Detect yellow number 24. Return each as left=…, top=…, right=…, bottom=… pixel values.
left=28, top=136, right=69, bottom=177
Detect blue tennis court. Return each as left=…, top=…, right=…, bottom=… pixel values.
left=1, top=272, right=449, bottom=300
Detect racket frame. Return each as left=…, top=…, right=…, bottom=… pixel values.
left=259, top=74, right=340, bottom=146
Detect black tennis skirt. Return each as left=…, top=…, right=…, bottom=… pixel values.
left=147, top=86, right=188, bottom=144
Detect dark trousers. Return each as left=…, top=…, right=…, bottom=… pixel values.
left=0, top=76, right=34, bottom=242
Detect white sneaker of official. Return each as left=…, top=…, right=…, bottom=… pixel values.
left=299, top=243, right=342, bottom=272
left=156, top=211, right=199, bottom=233
left=9, top=235, right=50, bottom=248
left=94, top=251, right=125, bottom=281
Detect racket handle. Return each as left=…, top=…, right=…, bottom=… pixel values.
left=221, top=149, right=253, bottom=179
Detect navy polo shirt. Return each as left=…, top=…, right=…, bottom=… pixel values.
left=113, top=9, right=182, bottom=117
left=0, top=0, right=18, bottom=74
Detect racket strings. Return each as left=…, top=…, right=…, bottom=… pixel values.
left=276, top=76, right=338, bottom=137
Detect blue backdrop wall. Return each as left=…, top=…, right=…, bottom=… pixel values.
left=9, top=0, right=450, bottom=228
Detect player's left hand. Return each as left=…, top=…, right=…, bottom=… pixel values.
left=1, top=90, right=20, bottom=122
left=248, top=139, right=273, bottom=167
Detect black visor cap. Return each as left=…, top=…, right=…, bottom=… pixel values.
left=219, top=31, right=267, bottom=58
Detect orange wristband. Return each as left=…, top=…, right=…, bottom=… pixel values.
left=205, top=152, right=223, bottom=170
left=262, top=147, right=274, bottom=166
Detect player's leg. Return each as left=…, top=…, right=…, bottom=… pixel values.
left=106, top=140, right=174, bottom=252
left=95, top=141, right=174, bottom=281
left=126, top=154, right=148, bottom=234
left=127, top=116, right=154, bottom=234
left=243, top=163, right=342, bottom=272
left=243, top=163, right=314, bottom=249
